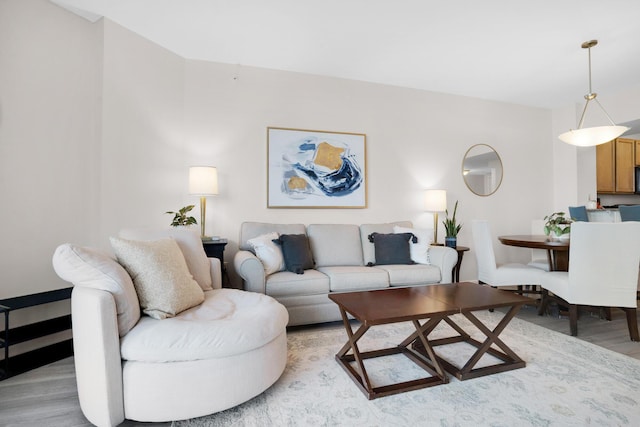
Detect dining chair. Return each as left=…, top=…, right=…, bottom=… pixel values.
left=619, top=205, right=640, bottom=221
left=568, top=205, right=589, bottom=222
left=539, top=222, right=640, bottom=341
left=471, top=220, right=545, bottom=290
left=527, top=219, right=550, bottom=271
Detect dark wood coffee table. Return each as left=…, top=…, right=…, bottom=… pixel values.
left=329, top=286, right=459, bottom=399
left=410, top=282, right=532, bottom=381
left=329, top=282, right=533, bottom=399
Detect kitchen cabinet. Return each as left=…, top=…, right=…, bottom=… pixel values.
left=596, top=138, right=636, bottom=194
left=596, top=141, right=615, bottom=193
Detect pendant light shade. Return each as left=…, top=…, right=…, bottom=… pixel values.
left=559, top=125, right=630, bottom=147
left=559, top=40, right=629, bottom=147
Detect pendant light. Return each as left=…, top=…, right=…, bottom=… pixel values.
left=558, top=40, right=629, bottom=147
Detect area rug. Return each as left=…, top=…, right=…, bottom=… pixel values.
left=172, top=311, right=640, bottom=426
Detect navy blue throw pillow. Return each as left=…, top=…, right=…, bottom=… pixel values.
left=368, top=232, right=416, bottom=265
left=273, top=234, right=314, bottom=274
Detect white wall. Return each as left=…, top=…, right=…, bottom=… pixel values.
left=0, top=0, right=102, bottom=354
left=182, top=61, right=554, bottom=284
left=0, top=0, right=103, bottom=299
left=1, top=0, right=558, bottom=302
left=99, top=19, right=187, bottom=241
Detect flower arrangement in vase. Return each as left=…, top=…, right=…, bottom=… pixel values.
left=166, top=205, right=197, bottom=227
left=442, top=200, right=462, bottom=248
left=543, top=211, right=572, bottom=241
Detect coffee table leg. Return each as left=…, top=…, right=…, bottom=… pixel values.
left=335, top=307, right=374, bottom=393
left=461, top=305, right=524, bottom=370
left=333, top=309, right=450, bottom=399
left=408, top=319, right=448, bottom=380
left=440, top=304, right=525, bottom=380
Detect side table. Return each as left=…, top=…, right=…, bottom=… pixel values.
left=452, top=246, right=470, bottom=282
left=433, top=244, right=469, bottom=282
left=1, top=287, right=73, bottom=380
left=201, top=239, right=230, bottom=287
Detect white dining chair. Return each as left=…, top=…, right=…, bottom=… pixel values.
left=471, top=220, right=545, bottom=289
left=527, top=219, right=550, bottom=271
left=540, top=222, right=640, bottom=341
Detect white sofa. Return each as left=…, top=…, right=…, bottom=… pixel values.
left=52, top=228, right=289, bottom=426
left=234, top=221, right=458, bottom=326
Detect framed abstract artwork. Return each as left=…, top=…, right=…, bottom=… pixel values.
left=267, top=127, right=367, bottom=208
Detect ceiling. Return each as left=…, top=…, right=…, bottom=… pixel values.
left=51, top=0, right=640, bottom=110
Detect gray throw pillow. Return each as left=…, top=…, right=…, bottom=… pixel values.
left=273, top=234, right=314, bottom=274
left=368, top=232, right=416, bottom=265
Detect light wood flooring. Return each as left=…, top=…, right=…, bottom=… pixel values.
left=1, top=305, right=639, bottom=426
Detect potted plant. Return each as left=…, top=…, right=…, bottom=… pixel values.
left=543, top=212, right=572, bottom=240
left=442, top=200, right=462, bottom=248
left=166, top=205, right=197, bottom=227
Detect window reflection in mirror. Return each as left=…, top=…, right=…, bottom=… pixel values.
left=462, top=144, right=503, bottom=196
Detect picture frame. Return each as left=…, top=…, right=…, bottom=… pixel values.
left=267, top=127, right=367, bottom=208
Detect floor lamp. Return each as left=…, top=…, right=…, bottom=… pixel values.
left=189, top=166, right=219, bottom=240
left=425, top=189, right=447, bottom=245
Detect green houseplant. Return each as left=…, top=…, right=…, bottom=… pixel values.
left=543, top=211, right=572, bottom=240
left=166, top=205, right=197, bottom=227
left=442, top=200, right=462, bottom=248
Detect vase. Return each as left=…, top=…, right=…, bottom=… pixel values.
left=550, top=231, right=570, bottom=242
left=445, top=236, right=457, bottom=248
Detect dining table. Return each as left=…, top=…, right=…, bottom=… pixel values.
left=497, top=235, right=570, bottom=271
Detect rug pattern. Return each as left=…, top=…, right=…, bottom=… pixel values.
left=173, top=311, right=640, bottom=426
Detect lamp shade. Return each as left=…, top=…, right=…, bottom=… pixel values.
left=189, top=166, right=218, bottom=195
left=425, top=189, right=447, bottom=212
left=558, top=125, right=630, bottom=147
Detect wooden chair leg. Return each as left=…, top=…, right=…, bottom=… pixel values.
left=569, top=304, right=578, bottom=336
left=624, top=308, right=639, bottom=342
left=538, top=289, right=548, bottom=316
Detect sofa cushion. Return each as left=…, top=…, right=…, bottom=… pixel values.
left=368, top=232, right=416, bottom=265
left=360, top=221, right=413, bottom=265
left=118, top=227, right=213, bottom=291
left=374, top=264, right=442, bottom=286
left=247, top=232, right=285, bottom=275
left=307, top=224, right=364, bottom=267
left=52, top=244, right=141, bottom=336
left=394, top=225, right=432, bottom=265
left=110, top=237, right=205, bottom=320
left=317, top=266, right=389, bottom=292
left=239, top=222, right=306, bottom=251
left=120, top=289, right=289, bottom=362
left=274, top=234, right=315, bottom=274
left=265, top=269, right=330, bottom=297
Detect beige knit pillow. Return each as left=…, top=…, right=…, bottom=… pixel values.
left=110, top=237, right=205, bottom=320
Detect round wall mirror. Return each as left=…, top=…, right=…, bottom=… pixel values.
left=462, top=144, right=503, bottom=196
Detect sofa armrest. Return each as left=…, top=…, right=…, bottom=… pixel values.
left=428, top=246, right=458, bottom=283
left=71, top=286, right=125, bottom=427
left=209, top=257, right=222, bottom=289
left=233, top=250, right=266, bottom=293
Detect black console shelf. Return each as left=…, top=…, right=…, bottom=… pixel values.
left=1, top=287, right=74, bottom=380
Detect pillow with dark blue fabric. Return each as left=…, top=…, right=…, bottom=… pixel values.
left=273, top=234, right=314, bottom=274
left=368, top=232, right=416, bottom=265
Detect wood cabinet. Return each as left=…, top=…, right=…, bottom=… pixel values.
left=636, top=140, right=640, bottom=166
left=596, top=141, right=615, bottom=193
left=596, top=138, right=637, bottom=194
left=615, top=139, right=635, bottom=193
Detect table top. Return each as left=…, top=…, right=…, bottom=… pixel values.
left=422, top=282, right=532, bottom=311
left=328, top=282, right=532, bottom=326
left=498, top=235, right=569, bottom=251
left=201, top=238, right=228, bottom=245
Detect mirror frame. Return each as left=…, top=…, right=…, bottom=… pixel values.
left=462, top=144, right=503, bottom=197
